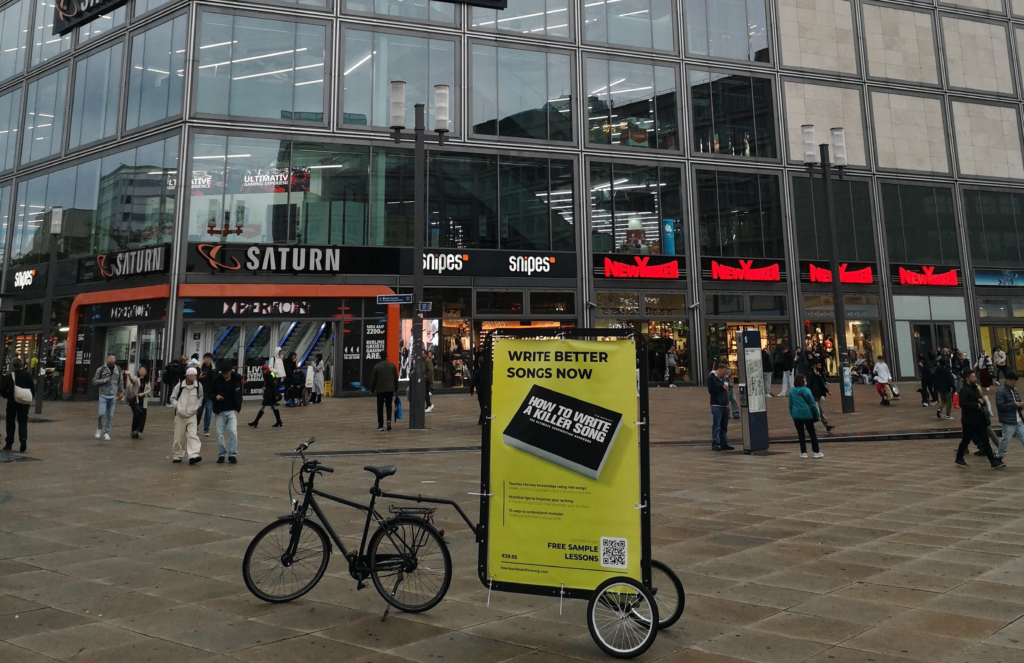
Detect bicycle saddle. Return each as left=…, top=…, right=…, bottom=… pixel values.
left=364, top=465, right=397, bottom=480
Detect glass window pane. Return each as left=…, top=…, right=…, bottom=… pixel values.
left=126, top=16, right=186, bottom=131
left=548, top=52, right=572, bottom=141
left=225, top=137, right=291, bottom=244
left=22, top=67, right=68, bottom=165
left=498, top=47, right=547, bottom=139
left=135, top=0, right=174, bottom=17
left=346, top=0, right=455, bottom=23
left=550, top=159, right=574, bottom=250
left=0, top=185, right=8, bottom=273
left=882, top=183, right=959, bottom=266
left=965, top=189, right=1024, bottom=269
left=697, top=170, right=783, bottom=259
left=70, top=43, right=123, bottom=149
left=0, top=88, right=20, bottom=172
left=476, top=291, right=524, bottom=314
left=500, top=157, right=550, bottom=250
left=291, top=142, right=370, bottom=246
left=78, top=5, right=126, bottom=44
left=369, top=147, right=414, bottom=246
left=0, top=0, right=30, bottom=84
left=428, top=152, right=498, bottom=249
left=186, top=134, right=228, bottom=241
left=471, top=44, right=497, bottom=135
left=342, top=30, right=456, bottom=132
left=587, top=57, right=677, bottom=150
left=589, top=161, right=680, bottom=255
left=586, top=0, right=674, bottom=50
left=531, top=291, right=574, bottom=313
left=686, top=0, right=769, bottom=62
left=472, top=0, right=569, bottom=38
left=792, top=176, right=874, bottom=262
left=685, top=0, right=708, bottom=56
left=690, top=69, right=774, bottom=158
left=31, top=0, right=70, bottom=67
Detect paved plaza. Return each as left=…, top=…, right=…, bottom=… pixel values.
left=3, top=389, right=1024, bottom=662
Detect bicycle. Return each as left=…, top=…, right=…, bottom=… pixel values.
left=242, top=438, right=477, bottom=620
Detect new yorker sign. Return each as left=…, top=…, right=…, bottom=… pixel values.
left=53, top=0, right=131, bottom=36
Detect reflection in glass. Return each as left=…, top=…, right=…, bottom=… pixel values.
left=964, top=189, right=1024, bottom=269
left=342, top=30, right=456, bottom=131
left=0, top=88, right=20, bottom=172
left=347, top=0, right=454, bottom=22
left=881, top=183, right=958, bottom=266
left=126, top=16, right=187, bottom=130
left=11, top=135, right=178, bottom=265
left=22, top=67, right=68, bottom=165
left=696, top=170, right=783, bottom=258
left=472, top=0, right=569, bottom=38
left=135, top=0, right=174, bottom=17
left=0, top=0, right=30, bottom=83
left=793, top=177, right=874, bottom=263
left=596, top=292, right=640, bottom=316
left=70, top=43, right=123, bottom=149
left=584, top=0, right=673, bottom=51
left=472, top=45, right=571, bottom=141
left=31, top=0, right=71, bottom=67
left=428, top=153, right=498, bottom=249
left=590, top=162, right=683, bottom=255
left=197, top=13, right=326, bottom=122
left=690, top=69, right=774, bottom=157
left=587, top=58, right=678, bottom=150
left=0, top=186, right=8, bottom=273
left=292, top=142, right=370, bottom=246
left=79, top=6, right=126, bottom=44
left=686, top=0, right=768, bottom=62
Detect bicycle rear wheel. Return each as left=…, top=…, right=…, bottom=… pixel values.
left=650, top=560, right=684, bottom=628
left=368, top=516, right=452, bottom=613
left=243, top=518, right=330, bottom=603
left=587, top=576, right=658, bottom=658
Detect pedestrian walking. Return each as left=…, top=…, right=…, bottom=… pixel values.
left=310, top=354, right=325, bottom=404
left=761, top=346, right=773, bottom=397
left=953, top=350, right=967, bottom=392
left=161, top=359, right=180, bottom=406
left=283, top=352, right=298, bottom=406
left=197, top=353, right=215, bottom=437
left=918, top=354, right=937, bottom=407
left=369, top=351, right=399, bottom=432
left=934, top=358, right=956, bottom=420
left=1, top=358, right=33, bottom=452
left=872, top=355, right=894, bottom=406
left=269, top=347, right=286, bottom=382
left=186, top=353, right=201, bottom=370
left=248, top=365, right=283, bottom=428
left=170, top=367, right=204, bottom=465
left=472, top=355, right=490, bottom=425
left=996, top=373, right=1024, bottom=462
left=955, top=370, right=1004, bottom=469
left=421, top=350, right=435, bottom=412
left=776, top=347, right=794, bottom=396
left=666, top=346, right=678, bottom=387
left=788, top=374, right=823, bottom=459
left=212, top=365, right=243, bottom=464
left=92, top=354, right=122, bottom=440
left=977, top=351, right=994, bottom=391
left=707, top=365, right=734, bottom=451
left=808, top=365, right=835, bottom=432
left=128, top=367, right=151, bottom=439
left=993, top=346, right=1008, bottom=384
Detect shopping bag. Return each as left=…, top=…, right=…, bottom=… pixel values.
left=952, top=393, right=960, bottom=409
left=395, top=395, right=403, bottom=421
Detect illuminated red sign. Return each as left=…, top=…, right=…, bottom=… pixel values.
left=898, top=266, right=958, bottom=286
left=808, top=263, right=873, bottom=284
left=603, top=256, right=680, bottom=279
left=711, top=259, right=780, bottom=282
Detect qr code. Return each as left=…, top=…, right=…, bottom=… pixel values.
left=600, top=537, right=628, bottom=569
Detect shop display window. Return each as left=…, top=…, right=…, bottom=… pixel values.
left=21, top=66, right=68, bottom=165
left=70, top=43, right=123, bottom=150
left=978, top=299, right=1010, bottom=319
left=802, top=295, right=883, bottom=375
left=881, top=183, right=958, bottom=267
left=643, top=293, right=686, bottom=316
left=595, top=318, right=691, bottom=383
left=696, top=169, right=784, bottom=259
left=471, top=0, right=568, bottom=38
left=587, top=57, right=679, bottom=150
left=690, top=69, right=775, bottom=158
left=793, top=176, right=875, bottom=263
left=750, top=295, right=786, bottom=316
left=0, top=0, right=29, bottom=84
left=476, top=291, right=524, bottom=315
left=685, top=0, right=769, bottom=62
left=706, top=322, right=789, bottom=373
left=590, top=162, right=683, bottom=255
left=125, top=15, right=187, bottom=131
left=597, top=292, right=640, bottom=316
left=705, top=294, right=743, bottom=315
left=531, top=292, right=575, bottom=314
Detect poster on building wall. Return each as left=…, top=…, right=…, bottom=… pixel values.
left=481, top=334, right=650, bottom=595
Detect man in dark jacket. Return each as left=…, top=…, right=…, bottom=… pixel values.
left=248, top=365, right=282, bottom=429
left=472, top=356, right=491, bottom=425
left=369, top=351, right=399, bottom=431
left=422, top=350, right=435, bottom=413
left=956, top=370, right=1004, bottom=468
left=808, top=365, right=835, bottom=432
left=197, top=353, right=215, bottom=437
left=995, top=374, right=1024, bottom=462
left=162, top=360, right=180, bottom=406
left=211, top=366, right=243, bottom=463
left=707, top=366, right=734, bottom=451
left=777, top=347, right=795, bottom=396
left=934, top=358, right=956, bottom=420
left=1, top=358, right=34, bottom=452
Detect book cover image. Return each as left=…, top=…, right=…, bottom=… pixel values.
left=502, top=384, right=624, bottom=481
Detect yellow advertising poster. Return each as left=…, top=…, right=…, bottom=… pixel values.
left=487, top=337, right=641, bottom=591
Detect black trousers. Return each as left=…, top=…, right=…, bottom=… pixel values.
left=376, top=392, right=394, bottom=428
left=794, top=419, right=819, bottom=454
left=131, top=403, right=147, bottom=433
left=6, top=402, right=28, bottom=445
left=958, top=420, right=997, bottom=465
left=425, top=387, right=432, bottom=408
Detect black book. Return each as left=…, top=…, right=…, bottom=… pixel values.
left=502, top=384, right=624, bottom=480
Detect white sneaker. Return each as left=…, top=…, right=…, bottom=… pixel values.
left=800, top=453, right=808, bottom=459
left=922, top=402, right=929, bottom=407
left=813, top=452, right=825, bottom=459
left=425, top=405, right=434, bottom=413
left=103, top=433, right=110, bottom=441
left=95, top=430, right=101, bottom=439
left=668, top=384, right=677, bottom=388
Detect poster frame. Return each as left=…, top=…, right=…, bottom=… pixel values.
left=475, top=327, right=652, bottom=600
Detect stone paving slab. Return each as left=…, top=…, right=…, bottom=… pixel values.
left=3, top=395, right=1024, bottom=661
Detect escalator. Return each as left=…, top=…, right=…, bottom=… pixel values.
left=211, top=326, right=241, bottom=370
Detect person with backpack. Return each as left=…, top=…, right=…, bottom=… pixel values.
left=1, top=358, right=34, bottom=452
left=92, top=355, right=122, bottom=440
left=788, top=374, right=823, bottom=459
left=126, top=366, right=151, bottom=439
left=170, top=367, right=204, bottom=465
left=197, top=353, right=216, bottom=437
left=934, top=358, right=956, bottom=420
left=995, top=373, right=1024, bottom=462
left=248, top=365, right=283, bottom=429
left=211, top=365, right=243, bottom=464
left=955, top=369, right=1004, bottom=469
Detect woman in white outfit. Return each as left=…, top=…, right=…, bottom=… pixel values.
left=311, top=354, right=326, bottom=403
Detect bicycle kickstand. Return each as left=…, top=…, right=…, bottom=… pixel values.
left=380, top=572, right=405, bottom=622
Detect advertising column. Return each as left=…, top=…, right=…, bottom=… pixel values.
left=483, top=336, right=647, bottom=593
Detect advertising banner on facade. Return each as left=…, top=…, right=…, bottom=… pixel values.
left=481, top=333, right=650, bottom=595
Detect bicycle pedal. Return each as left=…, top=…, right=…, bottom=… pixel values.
left=357, top=581, right=368, bottom=590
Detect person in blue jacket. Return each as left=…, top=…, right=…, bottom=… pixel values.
left=788, top=375, right=823, bottom=459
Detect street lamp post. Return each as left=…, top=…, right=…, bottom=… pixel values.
left=35, top=206, right=63, bottom=414
left=390, top=82, right=449, bottom=430
left=802, top=126, right=855, bottom=414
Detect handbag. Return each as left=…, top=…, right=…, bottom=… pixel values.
left=13, top=382, right=32, bottom=405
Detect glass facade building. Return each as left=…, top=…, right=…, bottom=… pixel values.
left=3, top=0, right=1024, bottom=397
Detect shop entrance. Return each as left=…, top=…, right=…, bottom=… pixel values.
left=707, top=322, right=790, bottom=373
left=980, top=325, right=1024, bottom=374
left=105, top=325, right=164, bottom=376
left=911, top=323, right=954, bottom=375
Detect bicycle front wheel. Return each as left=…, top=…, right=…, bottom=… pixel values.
left=368, top=516, right=452, bottom=613
left=243, top=518, right=330, bottom=603
left=587, top=576, right=658, bottom=658
left=651, top=560, right=684, bottom=628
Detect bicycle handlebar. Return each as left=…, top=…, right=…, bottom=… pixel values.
left=319, top=466, right=334, bottom=473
